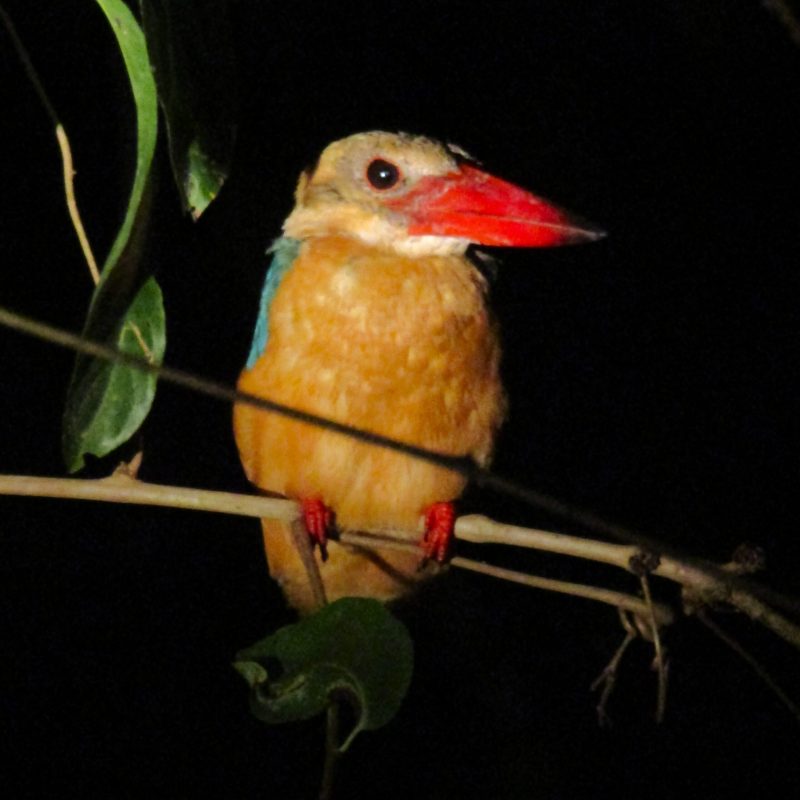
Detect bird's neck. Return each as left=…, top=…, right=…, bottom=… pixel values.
left=283, top=205, right=470, bottom=258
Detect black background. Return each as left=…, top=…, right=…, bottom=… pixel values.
left=2, top=1, right=799, bottom=796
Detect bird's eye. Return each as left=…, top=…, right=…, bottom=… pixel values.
left=366, top=158, right=401, bottom=190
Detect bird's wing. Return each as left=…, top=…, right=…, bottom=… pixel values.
left=246, top=237, right=301, bottom=369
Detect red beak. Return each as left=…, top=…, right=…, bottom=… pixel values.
left=387, top=164, right=604, bottom=247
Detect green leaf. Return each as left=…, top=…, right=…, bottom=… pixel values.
left=93, top=0, right=159, bottom=283
left=140, top=0, right=237, bottom=219
left=234, top=598, right=414, bottom=750
left=62, top=0, right=163, bottom=472
left=63, top=278, right=165, bottom=472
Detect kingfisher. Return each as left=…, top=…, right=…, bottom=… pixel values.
left=234, top=131, right=602, bottom=613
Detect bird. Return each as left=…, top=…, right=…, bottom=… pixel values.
left=234, top=131, right=602, bottom=613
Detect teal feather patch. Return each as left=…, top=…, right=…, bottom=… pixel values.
left=246, top=237, right=301, bottom=368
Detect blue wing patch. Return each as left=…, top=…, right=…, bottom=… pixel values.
left=246, top=237, right=301, bottom=369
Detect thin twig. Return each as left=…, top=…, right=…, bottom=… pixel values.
left=126, top=320, right=154, bottom=361
left=640, top=574, right=669, bottom=722
left=591, top=611, right=638, bottom=727
left=696, top=609, right=800, bottom=724
left=0, top=6, right=59, bottom=123
left=451, top=555, right=675, bottom=626
left=0, top=8, right=100, bottom=284
left=56, top=124, right=100, bottom=284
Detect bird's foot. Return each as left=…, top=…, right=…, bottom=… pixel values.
left=421, top=501, right=456, bottom=563
left=301, top=497, right=334, bottom=561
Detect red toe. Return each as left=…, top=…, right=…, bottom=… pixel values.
left=301, top=497, right=334, bottom=561
left=422, top=501, right=456, bottom=563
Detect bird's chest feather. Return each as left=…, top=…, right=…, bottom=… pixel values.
left=262, top=236, right=498, bottom=402
left=236, top=240, right=505, bottom=526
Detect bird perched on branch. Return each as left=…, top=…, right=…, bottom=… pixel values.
left=234, top=131, right=602, bottom=612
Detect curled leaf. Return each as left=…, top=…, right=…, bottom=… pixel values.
left=234, top=598, right=414, bottom=749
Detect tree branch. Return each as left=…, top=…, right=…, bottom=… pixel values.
left=338, top=530, right=673, bottom=626
left=2, top=471, right=799, bottom=651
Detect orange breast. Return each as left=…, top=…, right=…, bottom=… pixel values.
left=233, top=235, right=505, bottom=609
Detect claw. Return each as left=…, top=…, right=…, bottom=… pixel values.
left=301, top=497, right=334, bottom=561
left=421, top=501, right=456, bottom=563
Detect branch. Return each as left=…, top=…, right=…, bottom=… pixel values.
left=339, top=530, right=673, bottom=626
left=444, top=515, right=800, bottom=651
left=2, top=472, right=662, bottom=621
left=2, top=472, right=799, bottom=652
left=0, top=472, right=297, bottom=521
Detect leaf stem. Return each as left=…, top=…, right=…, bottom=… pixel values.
left=319, top=702, right=341, bottom=800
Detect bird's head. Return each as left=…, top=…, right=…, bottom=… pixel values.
left=283, top=131, right=603, bottom=257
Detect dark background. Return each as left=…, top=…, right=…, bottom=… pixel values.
left=2, top=1, right=799, bottom=796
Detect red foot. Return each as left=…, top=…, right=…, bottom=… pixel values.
left=301, top=497, right=334, bottom=561
left=421, top=501, right=456, bottom=563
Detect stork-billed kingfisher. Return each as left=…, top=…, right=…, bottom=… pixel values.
left=234, top=131, right=602, bottom=612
